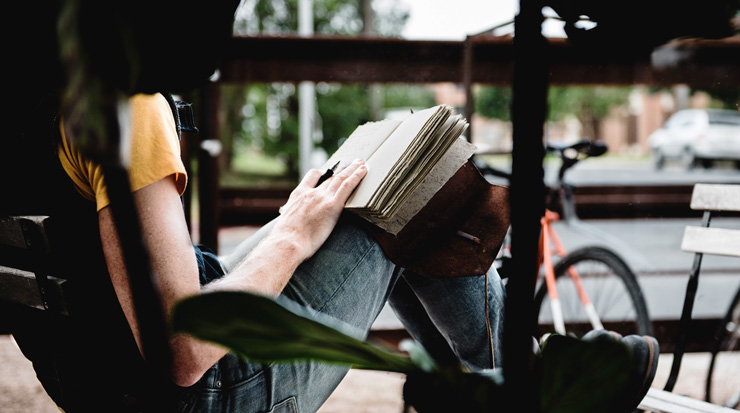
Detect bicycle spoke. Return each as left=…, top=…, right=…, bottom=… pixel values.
left=534, top=247, right=651, bottom=339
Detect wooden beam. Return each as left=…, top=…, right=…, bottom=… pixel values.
left=218, top=35, right=740, bottom=86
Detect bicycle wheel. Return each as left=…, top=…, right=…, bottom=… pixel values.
left=534, top=246, right=652, bottom=338
left=705, top=286, right=740, bottom=409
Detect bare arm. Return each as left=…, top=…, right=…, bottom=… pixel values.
left=100, top=160, right=367, bottom=386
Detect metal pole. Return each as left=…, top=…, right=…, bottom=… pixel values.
left=298, top=0, right=316, bottom=177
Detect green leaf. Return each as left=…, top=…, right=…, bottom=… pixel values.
left=404, top=367, right=505, bottom=412
left=399, top=339, right=437, bottom=373
left=539, top=335, right=632, bottom=413
left=172, top=291, right=417, bottom=373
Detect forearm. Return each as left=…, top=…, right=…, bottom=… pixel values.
left=202, top=221, right=307, bottom=297
left=169, top=218, right=308, bottom=385
left=107, top=161, right=365, bottom=387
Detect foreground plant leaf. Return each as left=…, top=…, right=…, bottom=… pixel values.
left=172, top=291, right=417, bottom=373
left=404, top=367, right=506, bottom=412
left=539, top=334, right=632, bottom=413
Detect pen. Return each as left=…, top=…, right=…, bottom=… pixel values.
left=316, top=161, right=340, bottom=187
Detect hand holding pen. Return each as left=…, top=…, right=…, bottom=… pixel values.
left=315, top=160, right=340, bottom=187
left=275, top=159, right=367, bottom=261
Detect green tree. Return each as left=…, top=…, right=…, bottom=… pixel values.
left=693, top=87, right=740, bottom=110
left=234, top=0, right=408, bottom=36
left=316, top=84, right=371, bottom=156
left=547, top=86, right=631, bottom=141
left=315, top=84, right=436, bottom=161
left=475, top=87, right=512, bottom=121
left=475, top=85, right=631, bottom=142
left=223, top=0, right=411, bottom=180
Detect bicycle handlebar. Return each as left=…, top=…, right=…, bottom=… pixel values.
left=547, top=139, right=608, bottom=182
left=472, top=139, right=608, bottom=185
left=546, top=139, right=608, bottom=160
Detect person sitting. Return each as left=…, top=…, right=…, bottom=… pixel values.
left=2, top=92, right=506, bottom=412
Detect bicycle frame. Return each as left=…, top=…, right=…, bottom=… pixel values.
left=538, top=208, right=604, bottom=335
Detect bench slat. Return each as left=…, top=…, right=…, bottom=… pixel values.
left=681, top=227, right=740, bottom=257
left=0, top=265, right=69, bottom=315
left=0, top=217, right=28, bottom=249
left=639, top=388, right=738, bottom=413
left=690, top=184, right=740, bottom=212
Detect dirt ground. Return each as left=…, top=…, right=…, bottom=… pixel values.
left=1, top=334, right=737, bottom=412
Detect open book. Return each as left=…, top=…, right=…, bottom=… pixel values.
left=321, top=105, right=476, bottom=235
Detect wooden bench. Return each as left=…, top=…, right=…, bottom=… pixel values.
left=639, top=183, right=740, bottom=412
left=0, top=215, right=69, bottom=320
left=639, top=388, right=738, bottom=413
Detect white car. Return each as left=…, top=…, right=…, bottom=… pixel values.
left=648, top=109, right=740, bottom=169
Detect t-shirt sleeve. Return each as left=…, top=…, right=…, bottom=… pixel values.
left=57, top=93, right=188, bottom=211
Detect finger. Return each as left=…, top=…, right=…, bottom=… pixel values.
left=299, top=168, right=323, bottom=189
left=334, top=163, right=367, bottom=201
left=327, top=159, right=364, bottom=191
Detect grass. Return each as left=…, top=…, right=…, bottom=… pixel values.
left=220, top=148, right=297, bottom=187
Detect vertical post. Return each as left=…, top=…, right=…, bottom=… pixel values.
left=504, top=0, right=548, bottom=409
left=198, top=82, right=221, bottom=252
left=463, top=36, right=474, bottom=142
left=298, top=0, right=315, bottom=177
left=179, top=100, right=195, bottom=233
left=362, top=0, right=382, bottom=122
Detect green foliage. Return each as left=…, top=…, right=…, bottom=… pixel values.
left=316, top=84, right=437, bottom=156
left=172, top=291, right=417, bottom=373
left=173, top=291, right=636, bottom=413
left=547, top=86, right=631, bottom=122
left=227, top=0, right=413, bottom=180
left=233, top=82, right=437, bottom=179
left=316, top=84, right=372, bottom=155
left=475, top=87, right=513, bottom=121
left=475, top=86, right=631, bottom=123
left=692, top=87, right=740, bottom=110
left=538, top=335, right=631, bottom=413
left=382, top=85, right=437, bottom=109
left=234, top=0, right=408, bottom=37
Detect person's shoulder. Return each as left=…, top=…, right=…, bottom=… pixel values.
left=130, top=93, right=169, bottom=111
left=129, top=93, right=177, bottom=131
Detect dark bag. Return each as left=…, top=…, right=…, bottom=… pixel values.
left=365, top=160, right=510, bottom=278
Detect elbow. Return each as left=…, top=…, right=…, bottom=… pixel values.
left=169, top=347, right=209, bottom=387
left=171, top=365, right=206, bottom=388
left=166, top=334, right=224, bottom=387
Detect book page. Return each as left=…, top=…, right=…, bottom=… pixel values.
left=321, top=119, right=402, bottom=172
left=374, top=115, right=466, bottom=217
left=345, top=106, right=444, bottom=208
left=371, top=137, right=477, bottom=234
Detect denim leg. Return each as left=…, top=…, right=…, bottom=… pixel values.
left=182, top=214, right=400, bottom=413
left=388, top=266, right=506, bottom=371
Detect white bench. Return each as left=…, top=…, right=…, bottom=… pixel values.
left=639, top=388, right=738, bottom=413
left=641, top=183, right=740, bottom=412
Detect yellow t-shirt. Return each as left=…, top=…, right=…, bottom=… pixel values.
left=57, top=93, right=188, bottom=211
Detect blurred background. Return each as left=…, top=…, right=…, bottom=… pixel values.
left=2, top=0, right=739, bottom=411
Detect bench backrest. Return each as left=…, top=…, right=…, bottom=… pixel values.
left=0, top=216, right=69, bottom=316
left=681, top=184, right=740, bottom=259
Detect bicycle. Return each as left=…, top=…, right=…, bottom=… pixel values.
left=474, top=139, right=653, bottom=339
left=705, top=284, right=740, bottom=408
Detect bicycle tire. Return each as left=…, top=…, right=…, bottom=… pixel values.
left=533, top=246, right=653, bottom=338
left=705, top=285, right=740, bottom=408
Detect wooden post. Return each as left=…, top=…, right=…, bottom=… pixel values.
left=503, top=0, right=548, bottom=409
left=463, top=36, right=474, bottom=142
left=198, top=83, right=221, bottom=253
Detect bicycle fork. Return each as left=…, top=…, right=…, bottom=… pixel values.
left=540, top=211, right=604, bottom=335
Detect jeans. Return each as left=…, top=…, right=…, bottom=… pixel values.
left=179, top=214, right=506, bottom=412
